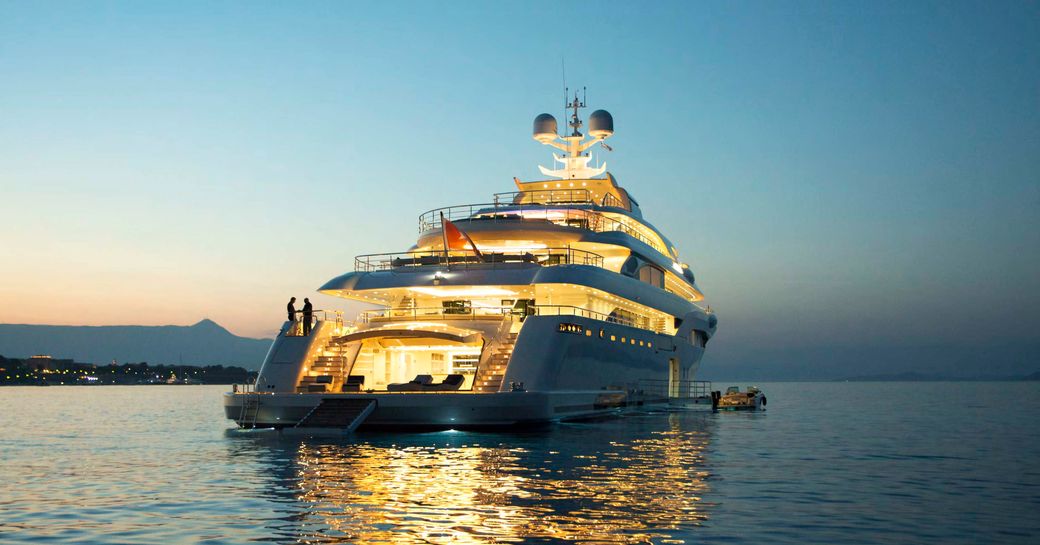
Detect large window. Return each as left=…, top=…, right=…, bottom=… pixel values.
left=442, top=300, right=472, bottom=315
left=347, top=339, right=483, bottom=391
left=638, top=265, right=665, bottom=289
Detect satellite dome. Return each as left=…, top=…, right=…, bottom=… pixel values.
left=588, top=109, right=614, bottom=138
left=533, top=113, right=558, bottom=143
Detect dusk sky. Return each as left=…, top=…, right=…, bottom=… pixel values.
left=2, top=1, right=1037, bottom=378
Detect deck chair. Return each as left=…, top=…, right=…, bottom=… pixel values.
left=387, top=374, right=434, bottom=392
left=342, top=375, right=365, bottom=392
left=427, top=374, right=465, bottom=391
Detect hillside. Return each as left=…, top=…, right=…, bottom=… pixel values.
left=0, top=319, right=271, bottom=370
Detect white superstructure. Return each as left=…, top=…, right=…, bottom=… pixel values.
left=224, top=93, right=718, bottom=430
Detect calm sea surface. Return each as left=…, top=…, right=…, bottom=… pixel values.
left=1, top=382, right=1038, bottom=544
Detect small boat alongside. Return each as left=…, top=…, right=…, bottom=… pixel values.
left=714, top=386, right=766, bottom=411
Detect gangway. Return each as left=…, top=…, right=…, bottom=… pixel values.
left=293, top=398, right=377, bottom=433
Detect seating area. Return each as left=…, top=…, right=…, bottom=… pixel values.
left=342, top=375, right=365, bottom=392
left=298, top=373, right=467, bottom=394
left=386, top=374, right=465, bottom=392
left=386, top=374, right=433, bottom=392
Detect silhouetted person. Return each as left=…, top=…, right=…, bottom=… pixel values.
left=302, top=298, right=313, bottom=336
left=287, top=297, right=296, bottom=322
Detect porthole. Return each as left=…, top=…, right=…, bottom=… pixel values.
left=630, top=338, right=636, bottom=345
left=585, top=329, right=592, bottom=337
left=621, top=337, right=626, bottom=343
left=599, top=329, right=604, bottom=339
left=610, top=335, right=617, bottom=341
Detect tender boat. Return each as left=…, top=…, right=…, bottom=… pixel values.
left=716, top=386, right=767, bottom=411
left=224, top=92, right=718, bottom=430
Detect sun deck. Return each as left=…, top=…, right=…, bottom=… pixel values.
left=354, top=247, right=605, bottom=272
left=419, top=201, right=669, bottom=256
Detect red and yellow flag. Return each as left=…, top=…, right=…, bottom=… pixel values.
left=440, top=212, right=483, bottom=260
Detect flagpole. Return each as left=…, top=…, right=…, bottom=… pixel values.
left=440, top=211, right=450, bottom=270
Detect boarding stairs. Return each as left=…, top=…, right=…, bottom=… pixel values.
left=294, top=398, right=377, bottom=432
left=473, top=332, right=517, bottom=393
left=296, top=344, right=352, bottom=393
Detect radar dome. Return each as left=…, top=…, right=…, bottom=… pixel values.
left=588, top=109, right=614, bottom=138
left=533, top=113, right=558, bottom=143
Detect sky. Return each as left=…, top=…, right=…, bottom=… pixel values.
left=1, top=1, right=1038, bottom=378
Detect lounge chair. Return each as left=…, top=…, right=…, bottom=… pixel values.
left=387, top=374, right=434, bottom=392
left=425, top=374, right=465, bottom=391
left=342, top=375, right=365, bottom=392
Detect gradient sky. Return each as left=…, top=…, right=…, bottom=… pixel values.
left=2, top=1, right=1038, bottom=377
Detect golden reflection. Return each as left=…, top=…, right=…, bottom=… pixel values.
left=280, top=412, right=712, bottom=543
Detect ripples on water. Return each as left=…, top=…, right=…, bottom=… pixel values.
left=1, top=383, right=1038, bottom=544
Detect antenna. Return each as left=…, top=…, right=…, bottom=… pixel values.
left=565, top=87, right=586, bottom=137
left=561, top=58, right=567, bottom=136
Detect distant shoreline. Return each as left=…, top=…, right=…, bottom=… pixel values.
left=702, top=374, right=1040, bottom=383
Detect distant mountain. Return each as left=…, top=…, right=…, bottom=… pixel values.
left=839, top=371, right=947, bottom=382
left=837, top=371, right=1040, bottom=382
left=0, top=319, right=272, bottom=370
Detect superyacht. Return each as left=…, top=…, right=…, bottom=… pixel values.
left=225, top=93, right=718, bottom=430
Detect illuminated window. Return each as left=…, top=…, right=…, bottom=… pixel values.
left=631, top=338, right=636, bottom=345
left=599, top=329, right=604, bottom=339
left=648, top=342, right=652, bottom=348
left=621, top=337, right=626, bottom=343
left=585, top=329, right=592, bottom=337
left=558, top=323, right=584, bottom=335
left=638, top=340, right=644, bottom=346
left=610, top=335, right=616, bottom=341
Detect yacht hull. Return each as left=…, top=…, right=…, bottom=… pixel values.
left=223, top=389, right=646, bottom=429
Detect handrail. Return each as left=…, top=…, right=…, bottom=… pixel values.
left=530, top=304, right=641, bottom=329
left=285, top=310, right=344, bottom=337
left=492, top=189, right=594, bottom=206
left=354, top=247, right=605, bottom=272
left=492, top=189, right=626, bottom=209
left=637, top=379, right=713, bottom=400
left=355, top=304, right=664, bottom=332
left=417, top=203, right=665, bottom=254
left=358, top=306, right=512, bottom=323
left=289, top=309, right=343, bottom=323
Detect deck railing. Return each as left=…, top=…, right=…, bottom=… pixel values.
left=492, top=189, right=626, bottom=209
left=637, top=379, right=713, bottom=401
left=354, top=247, right=605, bottom=272
left=529, top=305, right=663, bottom=332
left=357, top=306, right=512, bottom=324
left=492, top=189, right=594, bottom=206
left=356, top=304, right=661, bottom=333
left=284, top=310, right=344, bottom=336
left=417, top=202, right=664, bottom=254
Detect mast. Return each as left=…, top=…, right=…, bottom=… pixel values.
left=532, top=88, right=614, bottom=179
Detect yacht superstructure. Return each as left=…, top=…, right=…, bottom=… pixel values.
left=224, top=94, right=717, bottom=430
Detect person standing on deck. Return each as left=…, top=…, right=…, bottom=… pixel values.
left=286, top=297, right=296, bottom=323
left=302, top=298, right=313, bottom=336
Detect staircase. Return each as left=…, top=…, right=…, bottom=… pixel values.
left=295, top=398, right=376, bottom=431
left=296, top=344, right=351, bottom=393
left=473, top=332, right=517, bottom=393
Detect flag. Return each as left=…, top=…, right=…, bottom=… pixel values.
left=440, top=212, right=484, bottom=261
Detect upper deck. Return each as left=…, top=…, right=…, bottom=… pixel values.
left=417, top=187, right=675, bottom=259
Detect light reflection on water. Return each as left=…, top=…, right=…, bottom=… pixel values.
left=4, top=383, right=1038, bottom=544
left=229, top=412, right=714, bottom=544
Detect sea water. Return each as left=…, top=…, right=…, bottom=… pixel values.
left=0, top=382, right=1037, bottom=544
